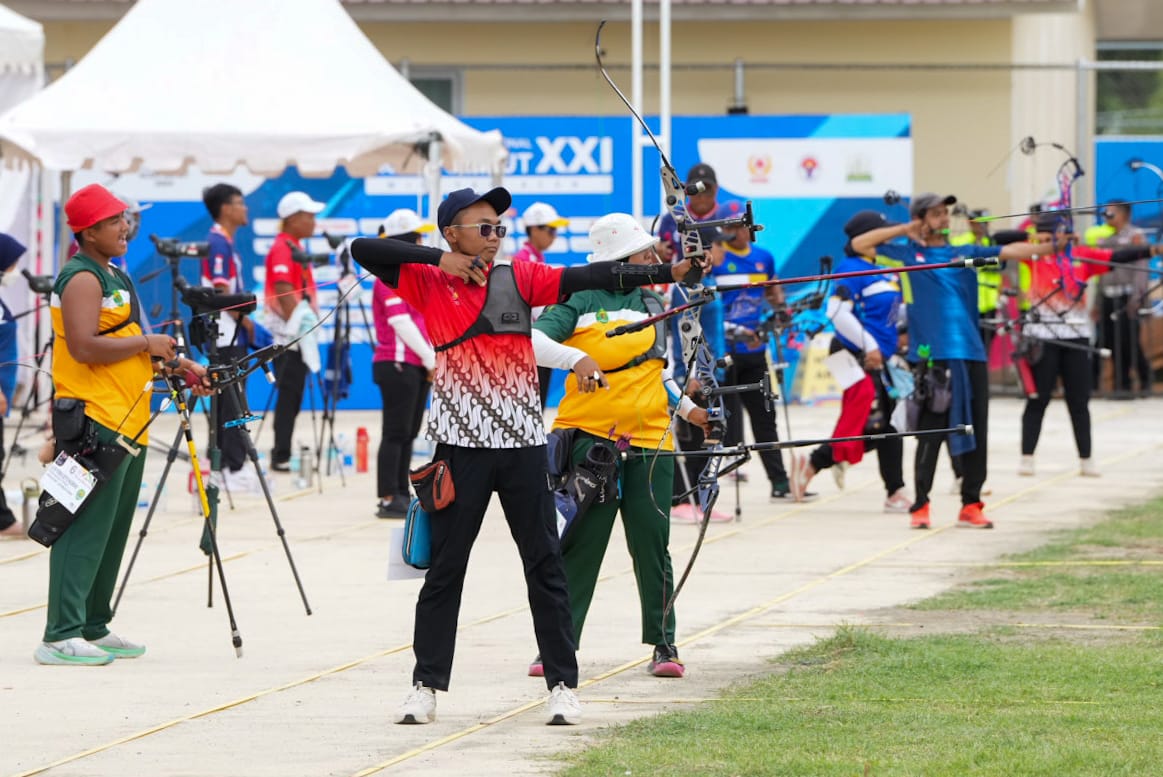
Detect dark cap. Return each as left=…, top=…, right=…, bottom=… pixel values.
left=436, top=187, right=512, bottom=232
left=1031, top=210, right=1067, bottom=233
left=686, top=163, right=717, bottom=187
left=843, top=210, right=896, bottom=239
left=909, top=193, right=957, bottom=219
left=697, top=225, right=730, bottom=245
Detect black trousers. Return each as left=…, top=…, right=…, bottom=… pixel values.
left=723, top=351, right=787, bottom=485
left=807, top=377, right=905, bottom=497
left=913, top=360, right=989, bottom=510
left=211, top=344, right=249, bottom=472
left=412, top=443, right=577, bottom=692
left=1099, top=295, right=1151, bottom=393
left=1021, top=339, right=1092, bottom=459
left=373, top=361, right=430, bottom=500
left=272, top=348, right=308, bottom=465
left=0, top=417, right=15, bottom=531
left=537, top=366, right=553, bottom=410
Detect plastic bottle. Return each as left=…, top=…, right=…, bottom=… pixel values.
left=355, top=427, right=369, bottom=473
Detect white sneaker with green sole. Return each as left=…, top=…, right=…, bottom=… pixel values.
left=35, top=638, right=115, bottom=666
left=89, top=632, right=146, bottom=659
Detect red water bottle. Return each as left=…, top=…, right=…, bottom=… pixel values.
left=355, top=427, right=369, bottom=473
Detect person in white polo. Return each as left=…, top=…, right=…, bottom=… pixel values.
left=513, top=202, right=570, bottom=407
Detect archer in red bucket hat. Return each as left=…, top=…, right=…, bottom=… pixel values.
left=65, top=184, right=128, bottom=233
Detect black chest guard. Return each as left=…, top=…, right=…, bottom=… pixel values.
left=433, top=262, right=532, bottom=353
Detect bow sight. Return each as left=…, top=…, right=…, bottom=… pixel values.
left=150, top=234, right=209, bottom=259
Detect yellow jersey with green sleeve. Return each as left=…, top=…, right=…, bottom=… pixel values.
left=534, top=287, right=674, bottom=451
left=51, top=253, right=153, bottom=441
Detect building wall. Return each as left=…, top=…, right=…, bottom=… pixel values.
left=40, top=15, right=1089, bottom=218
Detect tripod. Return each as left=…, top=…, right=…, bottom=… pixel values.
left=113, top=312, right=312, bottom=644
left=315, top=239, right=374, bottom=483
left=2, top=285, right=55, bottom=479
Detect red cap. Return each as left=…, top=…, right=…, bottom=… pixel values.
left=65, top=184, right=128, bottom=232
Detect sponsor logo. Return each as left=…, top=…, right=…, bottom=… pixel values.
left=846, top=155, right=873, bottom=183
left=747, top=155, right=772, bottom=183
left=800, top=156, right=819, bottom=180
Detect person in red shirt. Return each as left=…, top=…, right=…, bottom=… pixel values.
left=263, top=191, right=323, bottom=471
left=351, top=187, right=706, bottom=728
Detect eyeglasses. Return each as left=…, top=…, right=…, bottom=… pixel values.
left=450, top=223, right=507, bottom=238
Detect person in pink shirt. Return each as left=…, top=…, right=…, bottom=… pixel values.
left=513, top=202, right=569, bottom=407
left=373, top=210, right=437, bottom=518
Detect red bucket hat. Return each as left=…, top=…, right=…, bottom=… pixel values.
left=65, top=184, right=128, bottom=232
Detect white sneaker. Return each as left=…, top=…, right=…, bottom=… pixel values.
left=831, top=461, right=849, bottom=490
left=1080, top=458, right=1101, bottom=477
left=224, top=467, right=265, bottom=496
left=546, top=681, right=581, bottom=725
left=396, top=682, right=436, bottom=724
left=34, top=637, right=115, bottom=666
left=89, top=631, right=146, bottom=658
left=883, top=489, right=912, bottom=514
left=1018, top=455, right=1035, bottom=477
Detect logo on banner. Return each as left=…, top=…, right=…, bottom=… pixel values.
left=748, top=155, right=773, bottom=183
left=846, top=155, right=873, bottom=183
left=799, top=156, right=819, bottom=180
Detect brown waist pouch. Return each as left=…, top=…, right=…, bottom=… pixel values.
left=410, top=460, right=455, bottom=513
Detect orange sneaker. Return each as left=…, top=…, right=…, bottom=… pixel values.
left=957, top=502, right=993, bottom=529
left=909, top=503, right=930, bottom=529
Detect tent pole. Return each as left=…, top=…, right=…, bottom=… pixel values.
left=56, top=169, right=71, bottom=270
left=425, top=134, right=442, bottom=247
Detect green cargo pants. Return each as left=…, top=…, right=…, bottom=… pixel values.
left=44, top=421, right=147, bottom=642
left=560, top=432, right=676, bottom=647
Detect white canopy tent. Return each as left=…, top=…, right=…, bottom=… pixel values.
left=0, top=0, right=504, bottom=179
left=0, top=2, right=42, bottom=241
left=0, top=3, right=44, bottom=383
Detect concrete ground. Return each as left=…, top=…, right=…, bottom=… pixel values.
left=1, top=396, right=1160, bottom=777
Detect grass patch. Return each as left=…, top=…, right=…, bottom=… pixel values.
left=561, top=629, right=1163, bottom=777
left=556, top=497, right=1163, bottom=777
left=916, top=495, right=1163, bottom=620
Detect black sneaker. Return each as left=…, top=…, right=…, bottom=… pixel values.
left=771, top=482, right=816, bottom=502
left=271, top=459, right=291, bottom=473
left=376, top=499, right=409, bottom=519
left=647, top=644, right=685, bottom=678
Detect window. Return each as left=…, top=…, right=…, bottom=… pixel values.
left=406, top=67, right=463, bottom=115
left=1097, top=44, right=1163, bottom=136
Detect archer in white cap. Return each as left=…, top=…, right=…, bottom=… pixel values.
left=513, top=202, right=568, bottom=265
left=379, top=209, right=436, bottom=241
left=263, top=190, right=326, bottom=471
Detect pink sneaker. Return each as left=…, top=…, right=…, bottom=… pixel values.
left=647, top=644, right=685, bottom=678
left=670, top=503, right=699, bottom=523
left=883, top=489, right=912, bottom=514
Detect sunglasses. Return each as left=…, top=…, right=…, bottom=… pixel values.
left=450, top=223, right=507, bottom=238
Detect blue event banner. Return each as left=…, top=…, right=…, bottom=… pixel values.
left=70, top=113, right=912, bottom=410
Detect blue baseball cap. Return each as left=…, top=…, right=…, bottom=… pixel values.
left=437, top=187, right=512, bottom=232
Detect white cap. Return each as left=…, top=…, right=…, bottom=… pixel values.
left=586, top=213, right=657, bottom=263
left=277, top=191, right=325, bottom=220
left=522, top=202, right=569, bottom=229
left=380, top=209, right=436, bottom=238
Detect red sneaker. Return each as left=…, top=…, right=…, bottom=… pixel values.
left=957, top=502, right=994, bottom=529
left=909, top=503, right=930, bottom=530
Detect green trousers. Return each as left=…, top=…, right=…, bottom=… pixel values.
left=44, top=421, right=147, bottom=642
left=560, top=433, right=676, bottom=647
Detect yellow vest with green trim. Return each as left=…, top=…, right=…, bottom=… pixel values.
left=950, top=231, right=1001, bottom=313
